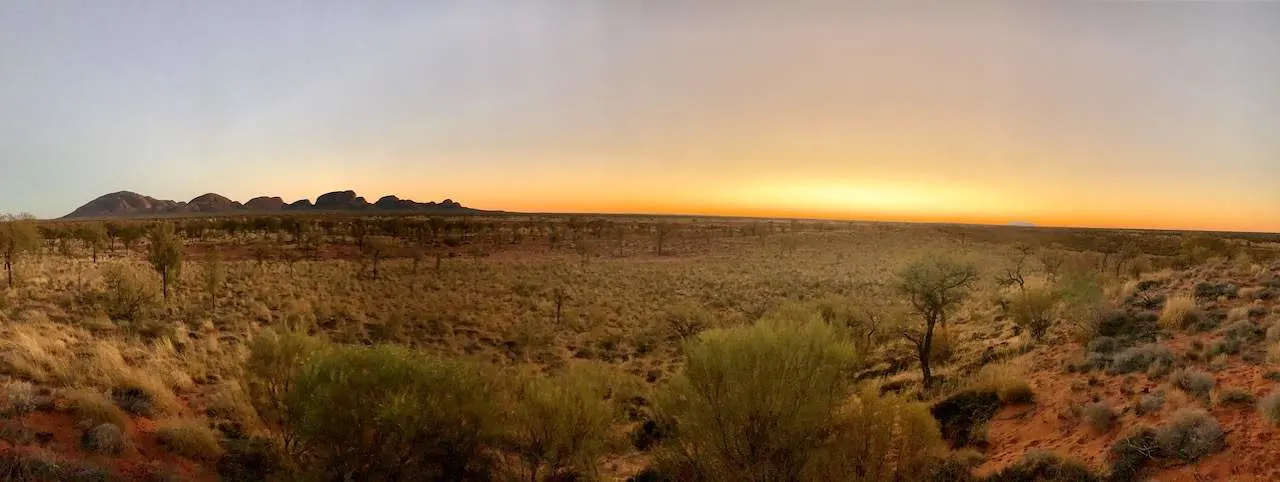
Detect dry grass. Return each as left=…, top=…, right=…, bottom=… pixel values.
left=967, top=363, right=1035, bottom=405
left=155, top=418, right=224, bottom=461
left=1159, top=295, right=1200, bottom=331
left=61, top=388, right=129, bottom=428
left=0, top=219, right=1273, bottom=479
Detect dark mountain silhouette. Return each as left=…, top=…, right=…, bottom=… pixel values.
left=63, top=190, right=485, bottom=219
left=243, top=196, right=286, bottom=211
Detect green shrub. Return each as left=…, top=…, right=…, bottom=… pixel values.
left=509, top=366, right=618, bottom=481
left=99, top=263, right=160, bottom=323
left=655, top=316, right=942, bottom=481
left=285, top=345, right=504, bottom=481
left=1010, top=287, right=1059, bottom=341
left=663, top=301, right=713, bottom=340
left=241, top=328, right=327, bottom=453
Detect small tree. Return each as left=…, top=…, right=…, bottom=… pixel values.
left=0, top=214, right=42, bottom=288
left=203, top=249, right=225, bottom=309
left=362, top=236, right=391, bottom=279
left=119, top=224, right=145, bottom=252
left=898, top=256, right=979, bottom=387
left=147, top=223, right=184, bottom=300
left=77, top=222, right=108, bottom=263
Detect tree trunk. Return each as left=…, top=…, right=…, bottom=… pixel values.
left=919, top=320, right=936, bottom=387
left=162, top=271, right=169, bottom=300
left=4, top=257, right=11, bottom=288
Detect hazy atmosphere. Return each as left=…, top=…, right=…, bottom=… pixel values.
left=2, top=1, right=1277, bottom=231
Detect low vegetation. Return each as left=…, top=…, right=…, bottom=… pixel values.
left=0, top=214, right=1273, bottom=479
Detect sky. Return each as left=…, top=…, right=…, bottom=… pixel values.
left=1, top=1, right=1278, bottom=232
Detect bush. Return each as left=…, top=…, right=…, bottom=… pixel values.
left=61, top=389, right=128, bottom=429
left=1110, top=428, right=1159, bottom=482
left=80, top=423, right=126, bottom=456
left=1109, top=409, right=1225, bottom=481
left=1159, top=296, right=1200, bottom=331
left=241, top=329, right=328, bottom=448
left=1107, top=344, right=1173, bottom=375
left=986, top=450, right=1102, bottom=482
left=1170, top=369, right=1215, bottom=401
left=1218, top=388, right=1255, bottom=406
left=508, top=366, right=618, bottom=481
left=0, top=450, right=111, bottom=482
left=1258, top=389, right=1280, bottom=425
left=1135, top=393, right=1165, bottom=416
left=1086, top=336, right=1120, bottom=354
left=663, top=301, right=713, bottom=340
left=99, top=263, right=160, bottom=323
left=967, top=363, right=1035, bottom=405
left=111, top=386, right=153, bottom=416
left=1010, top=287, right=1058, bottom=341
left=931, top=390, right=1001, bottom=448
left=156, top=419, right=224, bottom=461
left=218, top=436, right=288, bottom=482
left=284, top=345, right=504, bottom=481
left=655, top=317, right=942, bottom=481
left=1221, top=320, right=1262, bottom=344
left=1154, top=409, right=1224, bottom=463
left=1081, top=402, right=1117, bottom=433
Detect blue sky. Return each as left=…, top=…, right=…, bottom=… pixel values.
left=1, top=1, right=1278, bottom=230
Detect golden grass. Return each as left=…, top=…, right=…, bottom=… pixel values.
left=966, top=362, right=1035, bottom=404
left=61, top=388, right=129, bottom=428
left=1159, top=295, right=1200, bottom=331
left=155, top=418, right=224, bottom=461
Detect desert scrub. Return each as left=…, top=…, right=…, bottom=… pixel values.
left=241, top=328, right=328, bottom=440
left=1158, top=295, right=1200, bottom=331
left=1217, top=388, right=1255, bottom=406
left=99, top=262, right=161, bottom=323
left=1135, top=392, right=1166, bottom=416
left=1170, top=369, right=1215, bottom=401
left=81, top=423, right=127, bottom=456
left=61, top=388, right=129, bottom=429
left=1155, top=409, right=1225, bottom=462
left=1080, top=401, right=1117, bottom=433
left=1258, top=389, right=1280, bottom=425
left=655, top=317, right=942, bottom=481
left=156, top=419, right=224, bottom=461
left=283, top=344, right=506, bottom=481
left=508, top=366, right=620, bottom=481
left=1010, top=285, right=1059, bottom=342
left=986, top=450, right=1102, bottom=482
left=1107, top=344, right=1173, bottom=375
left=967, top=363, right=1035, bottom=405
left=1111, top=408, right=1225, bottom=481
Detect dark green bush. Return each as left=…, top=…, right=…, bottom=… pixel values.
left=932, top=390, right=1001, bottom=448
